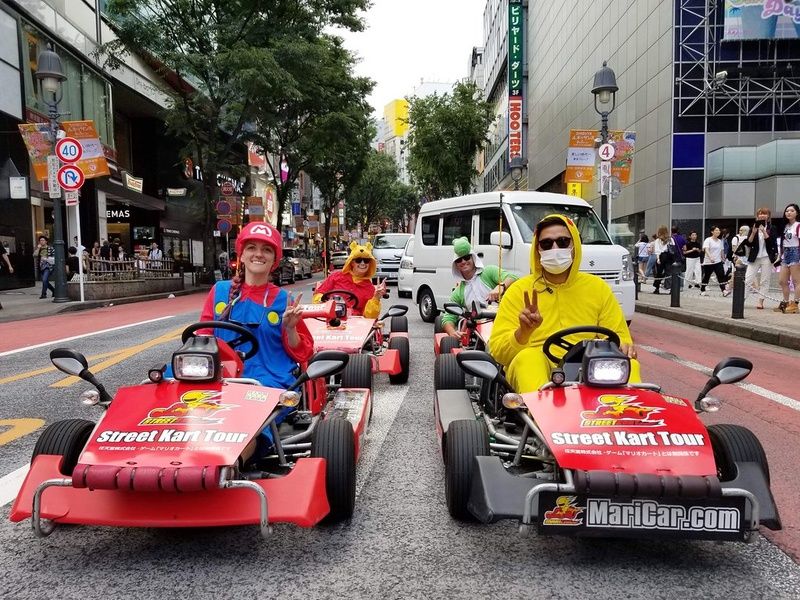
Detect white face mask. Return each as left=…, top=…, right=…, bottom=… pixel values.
left=540, top=248, right=573, bottom=274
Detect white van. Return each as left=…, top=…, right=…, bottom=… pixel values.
left=372, top=233, right=413, bottom=282
left=411, top=191, right=635, bottom=322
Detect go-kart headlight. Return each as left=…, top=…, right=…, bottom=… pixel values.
left=586, top=358, right=630, bottom=387
left=697, top=396, right=721, bottom=413
left=502, top=393, right=524, bottom=409
left=278, top=390, right=301, bottom=407
left=173, top=354, right=215, bottom=381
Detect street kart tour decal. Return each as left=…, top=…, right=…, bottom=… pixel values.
left=139, top=390, right=236, bottom=426
left=580, top=394, right=665, bottom=428
left=542, top=496, right=584, bottom=526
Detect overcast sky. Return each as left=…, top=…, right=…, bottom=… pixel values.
left=336, top=0, right=486, bottom=116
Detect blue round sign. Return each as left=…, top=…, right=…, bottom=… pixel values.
left=217, top=218, right=232, bottom=234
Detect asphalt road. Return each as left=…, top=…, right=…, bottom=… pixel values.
left=0, top=277, right=799, bottom=599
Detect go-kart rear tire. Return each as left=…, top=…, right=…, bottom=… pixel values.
left=312, top=418, right=356, bottom=521
left=445, top=419, right=489, bottom=521
left=434, top=315, right=444, bottom=334
left=388, top=337, right=410, bottom=384
left=438, top=336, right=460, bottom=355
left=708, top=424, right=770, bottom=484
left=341, top=353, right=373, bottom=391
left=31, top=419, right=95, bottom=476
left=434, top=353, right=465, bottom=390
left=390, top=315, right=408, bottom=333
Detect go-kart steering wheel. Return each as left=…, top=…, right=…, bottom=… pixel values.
left=320, top=289, right=361, bottom=310
left=181, top=321, right=260, bottom=360
left=542, top=326, right=621, bottom=364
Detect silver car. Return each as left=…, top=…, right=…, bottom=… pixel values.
left=330, top=250, right=348, bottom=270
left=397, top=238, right=414, bottom=298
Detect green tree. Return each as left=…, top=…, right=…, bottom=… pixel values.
left=406, top=81, right=494, bottom=200
left=347, top=151, right=401, bottom=230
left=99, top=0, right=368, bottom=265
left=387, top=182, right=419, bottom=232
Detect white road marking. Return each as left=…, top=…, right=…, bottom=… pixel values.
left=0, top=465, right=29, bottom=508
left=356, top=383, right=409, bottom=497
left=0, top=316, right=175, bottom=357
left=640, top=344, right=800, bottom=412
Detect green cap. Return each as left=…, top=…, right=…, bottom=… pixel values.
left=453, top=237, right=472, bottom=258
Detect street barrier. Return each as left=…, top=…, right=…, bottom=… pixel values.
left=731, top=264, right=747, bottom=319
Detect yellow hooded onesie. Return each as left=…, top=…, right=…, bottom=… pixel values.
left=489, top=214, right=639, bottom=392
left=313, top=241, right=381, bottom=318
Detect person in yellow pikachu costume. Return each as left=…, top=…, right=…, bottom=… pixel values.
left=313, top=241, right=387, bottom=318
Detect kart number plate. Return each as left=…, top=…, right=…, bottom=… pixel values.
left=536, top=491, right=747, bottom=541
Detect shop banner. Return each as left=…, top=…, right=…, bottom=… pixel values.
left=124, top=172, right=144, bottom=193
left=565, top=129, right=636, bottom=185
left=19, top=120, right=110, bottom=181
left=723, top=0, right=800, bottom=40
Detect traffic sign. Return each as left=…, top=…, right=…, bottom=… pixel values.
left=221, top=181, right=235, bottom=196
left=55, top=137, right=83, bottom=163
left=57, top=164, right=85, bottom=191
left=64, top=190, right=79, bottom=206
left=47, top=155, right=61, bottom=199
left=598, top=143, right=615, bottom=161
left=217, top=218, right=232, bottom=234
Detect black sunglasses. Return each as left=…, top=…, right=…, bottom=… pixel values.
left=538, top=236, right=572, bottom=250
left=352, top=257, right=371, bottom=264
left=454, top=255, right=471, bottom=264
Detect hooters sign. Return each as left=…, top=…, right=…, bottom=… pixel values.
left=508, top=95, right=523, bottom=160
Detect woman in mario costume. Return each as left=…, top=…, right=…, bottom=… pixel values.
left=313, top=241, right=387, bottom=318
left=200, top=221, right=314, bottom=388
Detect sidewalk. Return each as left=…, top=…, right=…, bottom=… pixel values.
left=0, top=276, right=210, bottom=324
left=635, top=279, right=800, bottom=351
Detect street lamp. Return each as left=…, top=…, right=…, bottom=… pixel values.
left=509, top=156, right=528, bottom=191
left=35, top=45, right=69, bottom=303
left=591, top=61, right=618, bottom=228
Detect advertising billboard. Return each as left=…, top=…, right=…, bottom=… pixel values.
left=723, top=0, right=800, bottom=41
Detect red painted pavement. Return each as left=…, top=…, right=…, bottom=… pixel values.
left=633, top=314, right=800, bottom=561
left=0, top=294, right=205, bottom=352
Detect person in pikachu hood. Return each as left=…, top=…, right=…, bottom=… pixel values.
left=440, top=237, right=518, bottom=339
left=313, top=241, right=387, bottom=318
left=489, top=214, right=640, bottom=393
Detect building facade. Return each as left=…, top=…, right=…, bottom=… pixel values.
left=524, top=0, right=800, bottom=242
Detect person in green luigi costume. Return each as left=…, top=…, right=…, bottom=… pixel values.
left=440, top=237, right=518, bottom=339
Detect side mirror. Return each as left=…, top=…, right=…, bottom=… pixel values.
left=712, top=356, right=752, bottom=385
left=380, top=305, right=408, bottom=320
left=490, top=231, right=512, bottom=249
left=50, top=348, right=89, bottom=377
left=456, top=350, right=499, bottom=381
left=443, top=302, right=465, bottom=317
left=289, top=350, right=350, bottom=390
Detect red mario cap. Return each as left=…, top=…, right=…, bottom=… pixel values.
left=235, top=222, right=282, bottom=269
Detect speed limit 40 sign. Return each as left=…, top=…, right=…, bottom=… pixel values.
left=55, top=137, right=83, bottom=163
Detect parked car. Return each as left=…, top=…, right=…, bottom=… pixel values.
left=372, top=233, right=413, bottom=283
left=283, top=248, right=312, bottom=279
left=330, top=250, right=348, bottom=270
left=397, top=238, right=414, bottom=298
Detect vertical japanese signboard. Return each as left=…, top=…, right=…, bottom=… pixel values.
left=565, top=129, right=636, bottom=185
left=508, top=0, right=524, bottom=161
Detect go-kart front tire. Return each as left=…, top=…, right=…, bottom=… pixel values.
left=312, top=418, right=356, bottom=521
left=434, top=315, right=444, bottom=334
left=388, top=337, right=410, bottom=384
left=341, top=353, right=373, bottom=390
left=31, top=419, right=95, bottom=476
left=445, top=419, right=490, bottom=521
left=708, top=424, right=771, bottom=484
left=438, top=336, right=460, bottom=355
left=390, top=316, right=408, bottom=333
left=434, top=353, right=465, bottom=390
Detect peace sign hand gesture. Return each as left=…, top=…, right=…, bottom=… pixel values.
left=373, top=278, right=388, bottom=300
left=282, top=292, right=304, bottom=330
left=515, top=289, right=543, bottom=344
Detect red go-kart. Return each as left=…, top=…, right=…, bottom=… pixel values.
left=11, top=317, right=371, bottom=538
left=433, top=302, right=496, bottom=357
left=434, top=326, right=781, bottom=542
left=304, top=290, right=410, bottom=389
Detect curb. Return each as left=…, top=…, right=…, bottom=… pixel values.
left=635, top=303, right=800, bottom=351
left=55, top=286, right=212, bottom=314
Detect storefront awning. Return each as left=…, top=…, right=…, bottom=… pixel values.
left=95, top=176, right=165, bottom=211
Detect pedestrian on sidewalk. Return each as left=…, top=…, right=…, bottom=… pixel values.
left=744, top=207, right=779, bottom=310
left=635, top=234, right=649, bottom=282
left=683, top=231, right=702, bottom=288
left=652, top=226, right=675, bottom=295
left=775, top=203, right=800, bottom=314
left=700, top=226, right=729, bottom=296
left=36, top=235, right=55, bottom=299
left=645, top=234, right=657, bottom=281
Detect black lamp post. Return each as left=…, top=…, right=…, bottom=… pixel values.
left=509, top=156, right=528, bottom=191
left=35, top=45, right=69, bottom=303
left=591, top=61, right=618, bottom=228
